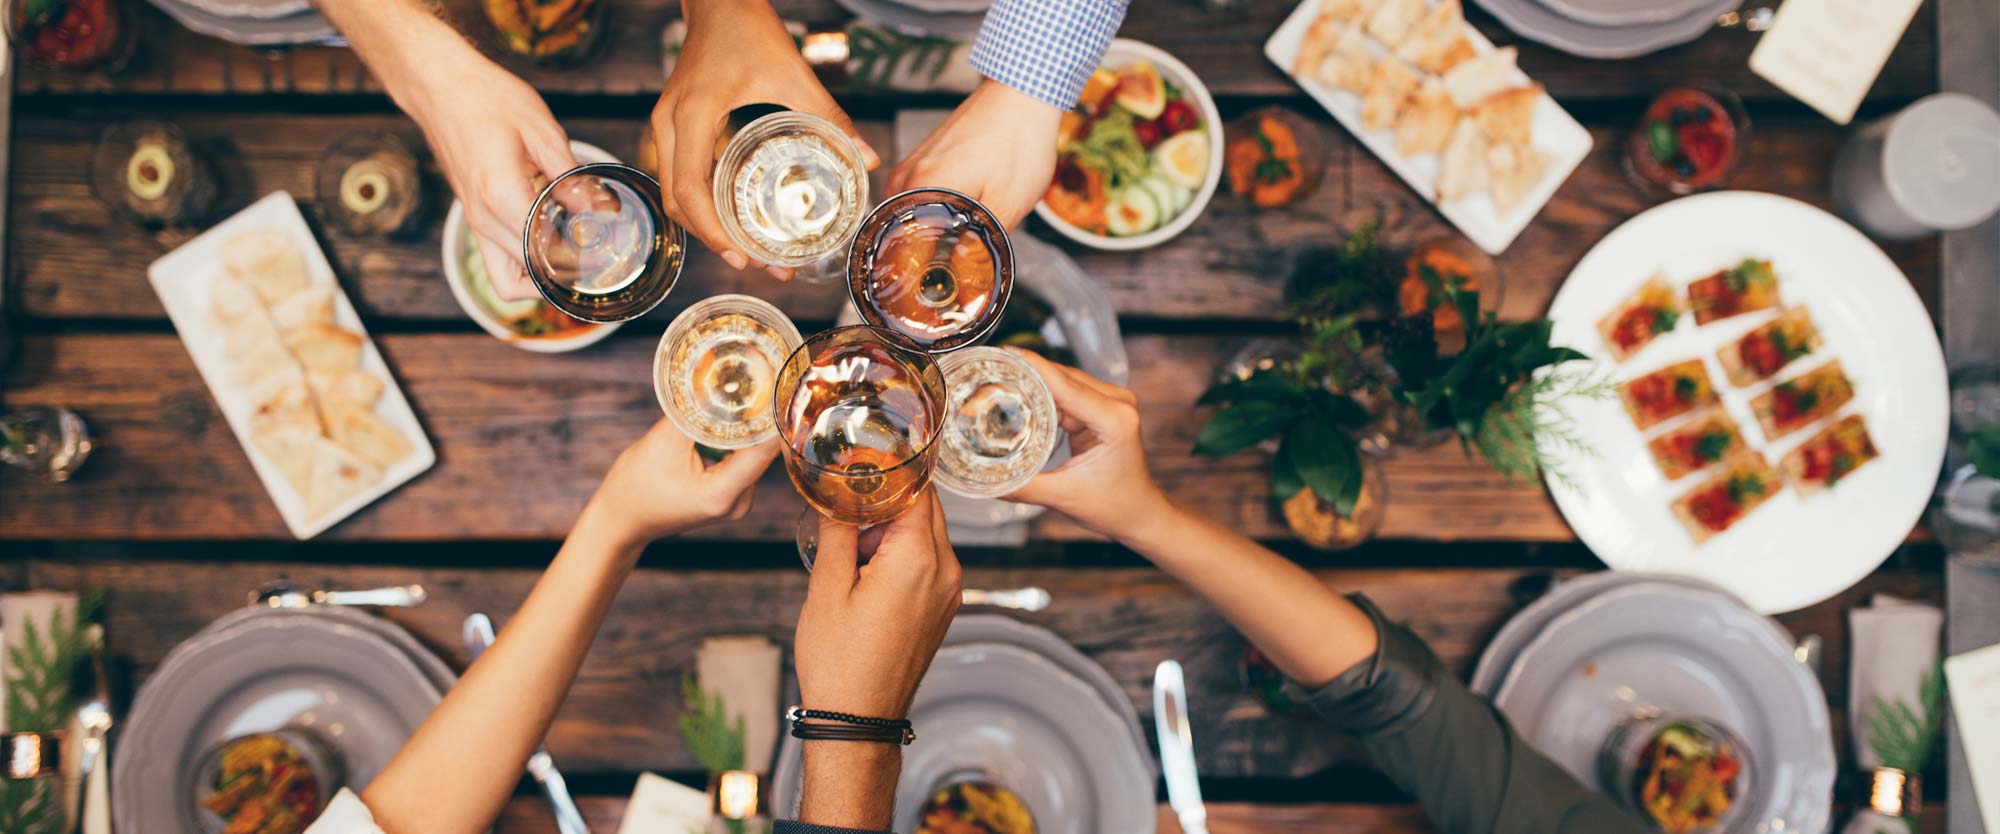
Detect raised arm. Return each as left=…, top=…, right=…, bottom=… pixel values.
left=1004, top=349, right=1646, bottom=834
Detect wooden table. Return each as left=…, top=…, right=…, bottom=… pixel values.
left=0, top=1, right=1958, bottom=830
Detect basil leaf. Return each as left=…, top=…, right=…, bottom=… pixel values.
left=1647, top=121, right=1679, bottom=163
left=1971, top=425, right=2000, bottom=479
left=1197, top=368, right=1306, bottom=407
left=1194, top=400, right=1301, bottom=456
left=1288, top=417, right=1362, bottom=518
left=1271, top=433, right=1305, bottom=505
left=1309, top=389, right=1372, bottom=430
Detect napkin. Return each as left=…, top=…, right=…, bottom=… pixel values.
left=695, top=636, right=784, bottom=774
left=1945, top=641, right=2000, bottom=834
left=1836, top=595, right=1943, bottom=834
left=616, top=772, right=713, bottom=834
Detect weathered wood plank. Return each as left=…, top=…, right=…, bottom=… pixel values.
left=7, top=113, right=1939, bottom=324
left=21, top=557, right=1940, bottom=778
left=0, top=330, right=1582, bottom=542
left=13, top=0, right=1936, bottom=104
left=497, top=796, right=1451, bottom=833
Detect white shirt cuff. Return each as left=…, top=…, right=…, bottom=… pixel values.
left=303, top=788, right=385, bottom=834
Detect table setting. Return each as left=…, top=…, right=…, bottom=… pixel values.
left=0, top=0, right=1997, bottom=832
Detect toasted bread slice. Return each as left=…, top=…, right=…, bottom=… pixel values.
left=1436, top=117, right=1489, bottom=204
left=221, top=227, right=311, bottom=305
left=1395, top=78, right=1459, bottom=157
left=1473, top=84, right=1540, bottom=147
left=1645, top=409, right=1746, bottom=481
left=1618, top=358, right=1718, bottom=432
left=1671, top=452, right=1783, bottom=545
left=1361, top=57, right=1423, bottom=132
left=1717, top=306, right=1821, bottom=387
left=1780, top=413, right=1878, bottom=495
left=1596, top=276, right=1684, bottom=362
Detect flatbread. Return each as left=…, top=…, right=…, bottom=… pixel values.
left=1780, top=414, right=1878, bottom=496
left=1473, top=84, right=1541, bottom=147
left=1441, top=46, right=1520, bottom=108
left=1436, top=117, right=1488, bottom=204
left=1716, top=306, right=1821, bottom=387
left=1365, top=0, right=1427, bottom=47
left=1749, top=360, right=1855, bottom=441
left=1360, top=57, right=1422, bottom=132
left=1394, top=0, right=1471, bottom=74
left=249, top=379, right=325, bottom=438
left=1670, top=452, right=1783, bottom=545
left=329, top=409, right=413, bottom=471
left=270, top=284, right=335, bottom=332
left=1317, top=0, right=1387, bottom=24
left=1311, top=23, right=1375, bottom=92
left=302, top=435, right=381, bottom=519
left=1395, top=78, right=1459, bottom=157
left=1644, top=409, right=1745, bottom=481
left=284, top=324, right=365, bottom=375
left=1486, top=141, right=1551, bottom=216
left=250, top=426, right=321, bottom=496
left=308, top=368, right=385, bottom=422
left=220, top=228, right=311, bottom=305
left=210, top=274, right=262, bottom=325
left=1292, top=16, right=1343, bottom=78
left=1594, top=275, right=1683, bottom=362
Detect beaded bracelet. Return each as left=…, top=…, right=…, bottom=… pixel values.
left=787, top=706, right=916, bottom=745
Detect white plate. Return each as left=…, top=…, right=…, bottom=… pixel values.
left=148, top=192, right=436, bottom=539
left=1542, top=191, right=1948, bottom=614
left=1263, top=0, right=1593, bottom=255
left=1032, top=39, right=1226, bottom=252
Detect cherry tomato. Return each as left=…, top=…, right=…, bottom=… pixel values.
left=1134, top=120, right=1163, bottom=149
left=1157, top=100, right=1199, bottom=135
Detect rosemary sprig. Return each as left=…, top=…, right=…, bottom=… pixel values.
left=677, top=675, right=746, bottom=774
left=0, top=594, right=103, bottom=834
left=1866, top=661, right=1945, bottom=773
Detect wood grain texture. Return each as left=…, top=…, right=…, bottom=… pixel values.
left=21, top=557, right=1939, bottom=777
left=13, top=0, right=1936, bottom=104
left=494, top=796, right=1449, bottom=834
left=6, top=113, right=1939, bottom=324
left=0, top=330, right=1587, bottom=542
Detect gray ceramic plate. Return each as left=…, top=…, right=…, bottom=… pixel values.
left=1469, top=571, right=1726, bottom=697
left=147, top=0, right=340, bottom=46
left=1470, top=0, right=1735, bottom=60
left=175, top=0, right=310, bottom=21
left=1534, top=0, right=1716, bottom=27
left=887, top=0, right=991, bottom=13
left=833, top=0, right=984, bottom=39
left=1493, top=583, right=1834, bottom=834
left=113, top=608, right=442, bottom=834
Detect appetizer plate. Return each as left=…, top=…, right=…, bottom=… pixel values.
left=150, top=192, right=436, bottom=539
left=1265, top=0, right=1593, bottom=254
left=1032, top=39, right=1226, bottom=252
left=1470, top=0, right=1738, bottom=60
left=1543, top=191, right=1948, bottom=614
left=1534, top=0, right=1715, bottom=28
left=1494, top=582, right=1834, bottom=834
left=442, top=140, right=622, bottom=353
left=1468, top=569, right=1722, bottom=697
left=113, top=608, right=443, bottom=834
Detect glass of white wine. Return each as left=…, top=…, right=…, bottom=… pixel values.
left=713, top=111, right=870, bottom=284
left=523, top=163, right=685, bottom=323
left=655, top=294, right=804, bottom=450
left=933, top=347, right=1059, bottom=499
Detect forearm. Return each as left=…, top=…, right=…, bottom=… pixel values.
left=1117, top=496, right=1378, bottom=687
left=362, top=499, right=644, bottom=834
left=796, top=743, right=901, bottom=830
left=311, top=0, right=489, bottom=123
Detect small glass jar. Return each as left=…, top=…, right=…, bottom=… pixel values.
left=482, top=0, right=608, bottom=66
left=189, top=728, right=344, bottom=834
left=1623, top=87, right=1751, bottom=199
left=3, top=0, right=137, bottom=72
left=1597, top=715, right=1755, bottom=834
left=1280, top=454, right=1387, bottom=551
left=88, top=121, right=218, bottom=229
left=0, top=405, right=93, bottom=483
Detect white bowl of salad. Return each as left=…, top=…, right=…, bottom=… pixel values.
left=1035, top=39, right=1223, bottom=251
left=441, top=140, right=621, bottom=353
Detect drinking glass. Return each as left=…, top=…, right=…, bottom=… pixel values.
left=775, top=326, right=946, bottom=568
left=713, top=111, right=870, bottom=284
left=654, top=294, right=804, bottom=450
left=1596, top=714, right=1755, bottom=834
left=523, top=163, right=686, bottom=323
left=4, top=0, right=136, bottom=72
left=88, top=121, right=217, bottom=229
left=0, top=406, right=92, bottom=483
left=847, top=188, right=1015, bottom=353
left=933, top=347, right=1059, bottom=499
left=314, top=131, right=427, bottom=238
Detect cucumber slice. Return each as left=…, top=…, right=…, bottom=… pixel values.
left=1139, top=177, right=1178, bottom=226
left=1105, top=187, right=1160, bottom=236
left=1170, top=181, right=1194, bottom=213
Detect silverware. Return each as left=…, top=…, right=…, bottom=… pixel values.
left=70, top=625, right=112, bottom=834
left=1153, top=660, right=1207, bottom=834
left=959, top=587, right=1052, bottom=612
left=462, top=614, right=591, bottom=834
left=253, top=581, right=428, bottom=608
left=1715, top=6, right=1774, bottom=30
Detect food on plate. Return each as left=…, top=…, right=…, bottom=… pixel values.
left=1440, top=46, right=1519, bottom=109
left=1686, top=258, right=1780, bottom=325
left=1045, top=61, right=1210, bottom=238
left=1628, top=721, right=1747, bottom=832
left=1671, top=452, right=1783, bottom=544
left=1781, top=413, right=1879, bottom=494
left=200, top=734, right=325, bottom=834
left=1301, top=19, right=1374, bottom=92
left=916, top=781, right=1036, bottom=834
left=1618, top=359, right=1717, bottom=431
left=482, top=0, right=603, bottom=62
left=1484, top=140, right=1550, bottom=216
left=1436, top=117, right=1488, bottom=204
left=1396, top=78, right=1459, bottom=156
left=1361, top=57, right=1422, bottom=132
left=1317, top=0, right=1389, bottom=24
left=1226, top=111, right=1315, bottom=207
left=458, top=232, right=600, bottom=339
left=1750, top=360, right=1856, bottom=440
left=1394, top=0, right=1475, bottom=74
left=1596, top=276, right=1684, bottom=362
left=1716, top=306, right=1820, bottom=386
left=1645, top=409, right=1745, bottom=480
left=1399, top=238, right=1486, bottom=342
left=1473, top=84, right=1540, bottom=148
left=1364, top=0, right=1426, bottom=46
left=221, top=228, right=311, bottom=304
left=1627, top=87, right=1744, bottom=195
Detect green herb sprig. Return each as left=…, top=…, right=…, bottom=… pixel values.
left=1, top=594, right=103, bottom=834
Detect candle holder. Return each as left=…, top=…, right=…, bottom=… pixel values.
left=314, top=131, right=428, bottom=238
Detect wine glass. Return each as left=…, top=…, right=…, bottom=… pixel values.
left=775, top=326, right=946, bottom=569
left=523, top=162, right=685, bottom=323
left=712, top=110, right=870, bottom=284
left=933, top=347, right=1060, bottom=499
left=846, top=187, right=1015, bottom=353
left=654, top=294, right=803, bottom=450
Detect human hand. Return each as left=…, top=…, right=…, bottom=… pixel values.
left=650, top=0, right=879, bottom=280
left=794, top=491, right=962, bottom=719
left=1004, top=349, right=1171, bottom=540
left=405, top=52, right=577, bottom=302
left=582, top=418, right=779, bottom=548
left=888, top=79, right=1061, bottom=229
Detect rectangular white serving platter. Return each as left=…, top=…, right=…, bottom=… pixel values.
left=148, top=191, right=435, bottom=539
left=1264, top=0, right=1594, bottom=254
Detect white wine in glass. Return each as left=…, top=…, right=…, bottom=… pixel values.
left=713, top=111, right=869, bottom=282
left=934, top=347, right=1059, bottom=499
left=654, top=294, right=803, bottom=450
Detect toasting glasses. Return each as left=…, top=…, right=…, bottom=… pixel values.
left=713, top=111, right=871, bottom=284
left=524, top=163, right=686, bottom=323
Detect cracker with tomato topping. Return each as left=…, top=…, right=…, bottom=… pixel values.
left=1750, top=360, right=1854, bottom=441
left=1671, top=452, right=1783, bottom=545
left=1597, top=276, right=1684, bottom=362
left=1781, top=413, right=1878, bottom=495
left=1717, top=306, right=1820, bottom=386
left=1645, top=408, right=1745, bottom=481
left=1618, top=358, right=1717, bottom=432
left=1686, top=258, right=1781, bottom=326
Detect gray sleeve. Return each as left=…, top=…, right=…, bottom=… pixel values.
left=773, top=821, right=892, bottom=834
left=1300, top=595, right=1650, bottom=834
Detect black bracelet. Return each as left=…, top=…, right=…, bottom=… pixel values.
left=787, top=706, right=915, bottom=745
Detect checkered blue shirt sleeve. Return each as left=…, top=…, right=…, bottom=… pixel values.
left=968, top=0, right=1130, bottom=110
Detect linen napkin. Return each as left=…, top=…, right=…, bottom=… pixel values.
left=1838, top=594, right=1944, bottom=834
left=695, top=636, right=784, bottom=774
left=616, top=772, right=713, bottom=834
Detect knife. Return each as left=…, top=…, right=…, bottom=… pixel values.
left=463, top=614, right=591, bottom=834
left=1153, top=660, right=1207, bottom=834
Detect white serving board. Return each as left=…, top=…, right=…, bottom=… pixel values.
left=148, top=191, right=435, bottom=539
left=1264, top=0, right=1593, bottom=254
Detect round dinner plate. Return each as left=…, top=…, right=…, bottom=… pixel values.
left=146, top=0, right=339, bottom=46
left=1534, top=0, right=1716, bottom=28
left=174, top=0, right=311, bottom=21
left=1543, top=191, right=1948, bottom=614
left=1468, top=570, right=1723, bottom=698
left=114, top=608, right=443, bottom=834
left=1494, top=582, right=1834, bottom=834
left=1470, top=0, right=1737, bottom=60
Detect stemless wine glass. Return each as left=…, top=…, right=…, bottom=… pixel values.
left=654, top=294, right=804, bottom=450
left=713, top=111, right=870, bottom=284
left=933, top=347, right=1059, bottom=499
left=523, top=162, right=685, bottom=323
left=847, top=188, right=1015, bottom=353
left=775, top=326, right=946, bottom=569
